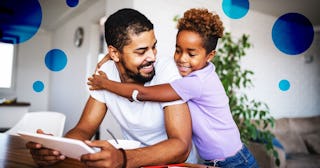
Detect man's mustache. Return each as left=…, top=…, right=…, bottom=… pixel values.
left=138, top=61, right=155, bottom=69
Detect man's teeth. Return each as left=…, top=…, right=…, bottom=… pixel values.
left=142, top=65, right=153, bottom=69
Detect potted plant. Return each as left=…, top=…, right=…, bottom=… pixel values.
left=212, top=32, right=280, bottom=166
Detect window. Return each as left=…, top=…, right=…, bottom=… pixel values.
left=0, top=42, right=15, bottom=90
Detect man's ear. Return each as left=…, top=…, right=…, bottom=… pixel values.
left=207, top=50, right=216, bottom=62
left=108, top=45, right=120, bottom=62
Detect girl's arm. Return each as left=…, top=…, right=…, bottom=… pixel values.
left=87, top=71, right=181, bottom=102
left=96, top=53, right=110, bottom=71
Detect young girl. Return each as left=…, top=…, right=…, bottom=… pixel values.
left=88, top=8, right=259, bottom=168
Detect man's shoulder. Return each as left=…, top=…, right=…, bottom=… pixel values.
left=152, top=56, right=181, bottom=84
left=99, top=61, right=119, bottom=81
left=100, top=60, right=114, bottom=70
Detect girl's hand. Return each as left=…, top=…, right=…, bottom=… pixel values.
left=87, top=71, right=108, bottom=90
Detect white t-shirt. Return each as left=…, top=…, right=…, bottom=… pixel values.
left=90, top=56, right=197, bottom=163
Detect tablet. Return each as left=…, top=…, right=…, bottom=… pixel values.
left=18, top=131, right=97, bottom=160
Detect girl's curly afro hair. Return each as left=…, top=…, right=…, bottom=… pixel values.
left=177, top=8, right=224, bottom=53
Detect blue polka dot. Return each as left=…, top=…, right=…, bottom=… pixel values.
left=66, top=0, right=79, bottom=8
left=45, top=49, right=68, bottom=72
left=272, top=13, right=314, bottom=55
left=222, top=0, right=249, bottom=19
left=279, top=80, right=290, bottom=91
left=33, top=81, right=44, bottom=92
left=0, top=0, right=42, bottom=44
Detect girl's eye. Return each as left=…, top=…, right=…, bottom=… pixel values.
left=189, top=53, right=196, bottom=57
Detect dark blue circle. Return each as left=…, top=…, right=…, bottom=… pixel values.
left=272, top=13, right=314, bottom=55
left=0, top=0, right=42, bottom=44
left=222, top=0, right=249, bottom=19
left=279, top=79, right=290, bottom=91
left=33, top=81, right=44, bottom=92
left=45, top=49, right=68, bottom=72
left=66, top=0, right=79, bottom=8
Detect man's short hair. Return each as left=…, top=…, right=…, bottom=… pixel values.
left=104, top=8, right=154, bottom=52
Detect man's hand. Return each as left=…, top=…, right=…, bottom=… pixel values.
left=25, top=129, right=65, bottom=166
left=81, top=140, right=125, bottom=168
left=87, top=71, right=108, bottom=90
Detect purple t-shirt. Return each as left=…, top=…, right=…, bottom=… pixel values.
left=170, top=62, right=242, bottom=160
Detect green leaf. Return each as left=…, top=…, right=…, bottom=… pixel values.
left=210, top=32, right=278, bottom=166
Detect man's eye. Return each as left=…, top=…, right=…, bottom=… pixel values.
left=189, top=53, right=196, bottom=57
left=137, top=51, right=146, bottom=55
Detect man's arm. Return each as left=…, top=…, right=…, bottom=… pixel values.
left=126, top=103, right=192, bottom=167
left=82, top=102, right=192, bottom=168
left=26, top=96, right=107, bottom=166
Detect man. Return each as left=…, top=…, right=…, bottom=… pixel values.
left=27, top=8, right=197, bottom=167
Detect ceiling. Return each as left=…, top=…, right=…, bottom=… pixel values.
left=39, top=0, right=320, bottom=31
left=250, top=0, right=320, bottom=27
left=38, top=0, right=96, bottom=31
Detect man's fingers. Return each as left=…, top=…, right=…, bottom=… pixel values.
left=30, top=148, right=60, bottom=156
left=36, top=129, right=53, bottom=136
left=32, top=153, right=64, bottom=161
left=26, top=141, right=42, bottom=149
left=85, top=140, right=113, bottom=149
left=36, top=129, right=44, bottom=134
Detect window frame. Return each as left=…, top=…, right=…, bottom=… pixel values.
left=0, top=42, right=17, bottom=95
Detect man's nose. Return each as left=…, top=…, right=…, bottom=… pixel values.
left=145, top=50, right=156, bottom=62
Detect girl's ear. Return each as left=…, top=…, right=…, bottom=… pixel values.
left=108, top=45, right=120, bottom=62
left=207, top=50, right=216, bottom=62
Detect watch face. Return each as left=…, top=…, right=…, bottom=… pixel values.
left=74, top=27, right=84, bottom=47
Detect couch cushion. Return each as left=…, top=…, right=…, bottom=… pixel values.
left=274, top=118, right=290, bottom=134
left=286, top=153, right=320, bottom=168
left=289, top=116, right=320, bottom=135
left=276, top=131, right=309, bottom=154
left=303, top=133, right=320, bottom=154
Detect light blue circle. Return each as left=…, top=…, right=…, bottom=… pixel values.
left=272, top=13, right=314, bottom=55
left=0, top=0, right=42, bottom=44
left=279, top=80, right=290, bottom=91
left=66, top=0, right=79, bottom=8
left=45, top=49, right=68, bottom=72
left=33, top=81, right=44, bottom=92
left=222, top=0, right=249, bottom=19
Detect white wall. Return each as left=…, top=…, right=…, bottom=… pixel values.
left=16, top=29, right=51, bottom=111
left=49, top=0, right=106, bottom=133
left=230, top=9, right=320, bottom=118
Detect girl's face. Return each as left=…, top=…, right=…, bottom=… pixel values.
left=174, top=30, right=215, bottom=77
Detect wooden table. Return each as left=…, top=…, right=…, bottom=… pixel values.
left=0, top=133, right=85, bottom=168
left=0, top=133, right=215, bottom=168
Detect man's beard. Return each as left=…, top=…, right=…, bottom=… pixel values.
left=121, top=60, right=155, bottom=83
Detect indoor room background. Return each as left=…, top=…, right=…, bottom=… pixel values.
left=0, top=0, right=319, bottom=140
